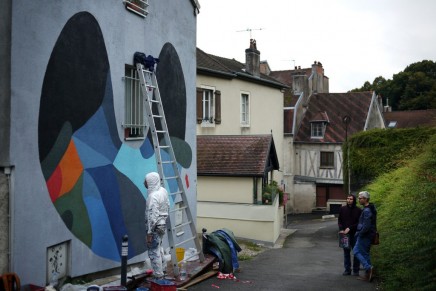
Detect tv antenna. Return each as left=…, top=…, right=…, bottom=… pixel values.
left=236, top=28, right=264, bottom=39
left=282, top=59, right=296, bottom=68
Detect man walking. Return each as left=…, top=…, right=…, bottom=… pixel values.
left=353, top=191, right=377, bottom=282
left=144, top=172, right=170, bottom=279
left=338, top=194, right=362, bottom=276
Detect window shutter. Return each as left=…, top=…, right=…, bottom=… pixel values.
left=214, top=90, right=221, bottom=124
left=196, top=87, right=203, bottom=124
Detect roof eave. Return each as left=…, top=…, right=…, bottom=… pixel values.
left=197, top=67, right=235, bottom=79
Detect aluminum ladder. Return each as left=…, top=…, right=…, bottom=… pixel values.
left=136, top=63, right=205, bottom=276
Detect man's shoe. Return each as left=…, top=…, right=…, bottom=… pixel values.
left=357, top=275, right=368, bottom=281
left=368, top=267, right=374, bottom=282
left=342, top=270, right=351, bottom=276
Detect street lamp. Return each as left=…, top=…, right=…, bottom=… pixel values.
left=342, top=116, right=351, bottom=194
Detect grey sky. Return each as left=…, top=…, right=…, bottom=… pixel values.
left=197, top=0, right=436, bottom=92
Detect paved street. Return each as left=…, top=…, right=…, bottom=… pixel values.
left=188, top=214, right=378, bottom=290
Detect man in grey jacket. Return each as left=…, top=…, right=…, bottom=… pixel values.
left=144, top=172, right=170, bottom=279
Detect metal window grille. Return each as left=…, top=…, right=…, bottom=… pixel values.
left=124, top=0, right=149, bottom=17
left=320, top=151, right=334, bottom=168
left=124, top=67, right=146, bottom=139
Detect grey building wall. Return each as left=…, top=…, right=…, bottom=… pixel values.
left=10, top=0, right=198, bottom=285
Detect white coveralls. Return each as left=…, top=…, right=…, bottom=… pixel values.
left=145, top=172, right=170, bottom=278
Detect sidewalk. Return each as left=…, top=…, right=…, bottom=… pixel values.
left=188, top=213, right=377, bottom=290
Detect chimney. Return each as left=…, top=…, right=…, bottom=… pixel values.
left=245, top=39, right=260, bottom=77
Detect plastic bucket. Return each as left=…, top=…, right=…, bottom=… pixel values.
left=176, top=248, right=185, bottom=262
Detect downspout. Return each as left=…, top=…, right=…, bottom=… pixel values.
left=5, top=166, right=13, bottom=272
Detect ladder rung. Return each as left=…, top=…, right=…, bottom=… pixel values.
left=146, top=84, right=156, bottom=89
left=173, top=235, right=196, bottom=248
left=169, top=190, right=183, bottom=196
left=161, top=160, right=175, bottom=164
left=150, top=99, right=160, bottom=103
left=169, top=205, right=188, bottom=213
left=164, top=175, right=179, bottom=180
left=152, top=114, right=163, bottom=118
left=172, top=220, right=192, bottom=230
left=159, top=145, right=170, bottom=149
left=156, top=130, right=167, bottom=133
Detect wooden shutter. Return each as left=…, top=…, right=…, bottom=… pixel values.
left=214, top=90, right=221, bottom=124
left=196, top=87, right=203, bottom=124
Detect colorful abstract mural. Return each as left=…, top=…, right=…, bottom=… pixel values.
left=38, top=12, right=192, bottom=261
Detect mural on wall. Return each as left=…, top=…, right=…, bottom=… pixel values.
left=38, top=12, right=192, bottom=261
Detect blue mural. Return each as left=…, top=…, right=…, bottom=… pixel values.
left=38, top=12, right=192, bottom=261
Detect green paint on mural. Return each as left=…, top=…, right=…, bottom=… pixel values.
left=54, top=173, right=92, bottom=247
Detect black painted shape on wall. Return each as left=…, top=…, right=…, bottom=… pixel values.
left=39, top=12, right=110, bottom=164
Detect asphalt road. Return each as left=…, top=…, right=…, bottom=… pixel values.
left=188, top=215, right=378, bottom=291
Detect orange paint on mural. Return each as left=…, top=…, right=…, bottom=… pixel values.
left=58, top=139, right=84, bottom=196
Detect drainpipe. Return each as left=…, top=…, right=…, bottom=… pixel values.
left=4, top=166, right=13, bottom=272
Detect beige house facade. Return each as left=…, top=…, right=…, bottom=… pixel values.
left=196, top=41, right=287, bottom=245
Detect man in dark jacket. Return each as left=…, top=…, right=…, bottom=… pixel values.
left=353, top=191, right=377, bottom=282
left=338, top=194, right=362, bottom=276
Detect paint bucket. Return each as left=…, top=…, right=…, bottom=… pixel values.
left=176, top=248, right=185, bottom=262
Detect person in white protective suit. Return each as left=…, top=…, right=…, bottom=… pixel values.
left=144, top=172, right=170, bottom=279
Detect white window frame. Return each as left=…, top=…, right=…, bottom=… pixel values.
left=311, top=122, right=325, bottom=138
left=240, top=92, right=250, bottom=127
left=201, top=86, right=215, bottom=127
left=124, top=0, right=149, bottom=18
left=123, top=66, right=146, bottom=140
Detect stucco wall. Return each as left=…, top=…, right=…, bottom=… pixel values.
left=292, top=182, right=316, bottom=213
left=196, top=75, right=285, bottom=186
left=10, top=0, right=197, bottom=285
left=197, top=176, right=255, bottom=204
left=197, top=196, right=283, bottom=244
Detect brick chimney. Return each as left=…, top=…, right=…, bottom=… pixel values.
left=245, top=39, right=260, bottom=77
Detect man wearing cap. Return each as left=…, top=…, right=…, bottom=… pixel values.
left=144, top=172, right=170, bottom=279
left=353, top=191, right=377, bottom=282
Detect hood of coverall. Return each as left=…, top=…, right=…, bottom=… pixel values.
left=145, top=172, right=161, bottom=193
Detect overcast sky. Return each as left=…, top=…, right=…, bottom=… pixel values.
left=196, top=0, right=436, bottom=92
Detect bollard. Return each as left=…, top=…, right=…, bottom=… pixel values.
left=121, top=235, right=128, bottom=286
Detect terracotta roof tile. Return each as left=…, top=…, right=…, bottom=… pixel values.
left=197, top=135, right=279, bottom=176
left=294, top=92, right=373, bottom=143
left=383, top=109, right=436, bottom=128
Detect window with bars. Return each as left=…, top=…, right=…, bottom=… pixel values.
left=241, top=92, right=250, bottom=126
left=320, top=151, right=334, bottom=168
left=123, top=66, right=146, bottom=140
left=124, top=0, right=149, bottom=18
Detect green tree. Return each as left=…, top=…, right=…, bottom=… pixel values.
left=350, top=60, right=436, bottom=110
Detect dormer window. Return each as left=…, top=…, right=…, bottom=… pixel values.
left=311, top=122, right=325, bottom=138
left=310, top=111, right=329, bottom=139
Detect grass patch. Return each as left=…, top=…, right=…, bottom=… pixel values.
left=358, top=133, right=436, bottom=290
